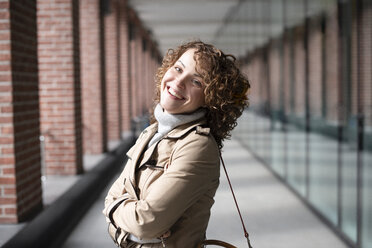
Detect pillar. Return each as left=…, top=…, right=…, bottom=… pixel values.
left=119, top=0, right=132, bottom=136
left=38, top=0, right=83, bottom=174
left=80, top=0, right=107, bottom=154
left=104, top=0, right=121, bottom=145
left=0, top=0, right=42, bottom=223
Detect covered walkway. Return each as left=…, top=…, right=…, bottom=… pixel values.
left=1, top=115, right=352, bottom=248
left=1, top=0, right=371, bottom=248
left=0, top=120, right=349, bottom=248
left=62, top=137, right=349, bottom=248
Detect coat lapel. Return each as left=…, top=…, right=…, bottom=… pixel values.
left=126, top=123, right=158, bottom=187
left=125, top=118, right=207, bottom=193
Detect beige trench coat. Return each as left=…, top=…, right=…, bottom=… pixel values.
left=103, top=118, right=220, bottom=248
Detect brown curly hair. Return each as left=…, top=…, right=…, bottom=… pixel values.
left=153, top=40, right=250, bottom=148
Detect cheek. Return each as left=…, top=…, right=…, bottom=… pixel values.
left=195, top=90, right=205, bottom=105
left=160, top=72, right=170, bottom=92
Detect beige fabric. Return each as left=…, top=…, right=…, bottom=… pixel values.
left=103, top=118, right=220, bottom=248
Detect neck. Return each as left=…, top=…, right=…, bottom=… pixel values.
left=147, top=104, right=206, bottom=147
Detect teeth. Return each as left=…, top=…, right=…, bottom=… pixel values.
left=168, top=87, right=183, bottom=99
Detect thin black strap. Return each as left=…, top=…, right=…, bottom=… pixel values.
left=219, top=151, right=253, bottom=248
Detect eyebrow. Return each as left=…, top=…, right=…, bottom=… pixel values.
left=177, top=60, right=202, bottom=78
left=177, top=60, right=185, bottom=68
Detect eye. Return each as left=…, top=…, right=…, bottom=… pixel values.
left=192, top=79, right=203, bottom=88
left=174, top=66, right=182, bottom=73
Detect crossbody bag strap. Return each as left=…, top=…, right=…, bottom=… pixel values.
left=219, top=151, right=253, bottom=248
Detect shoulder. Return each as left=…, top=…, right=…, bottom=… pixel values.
left=173, top=125, right=220, bottom=161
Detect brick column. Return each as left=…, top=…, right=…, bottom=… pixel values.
left=104, top=0, right=121, bottom=143
left=325, top=8, right=339, bottom=122
left=308, top=21, right=322, bottom=118
left=294, top=27, right=306, bottom=116
left=129, top=22, right=138, bottom=118
left=38, top=0, right=83, bottom=175
left=268, top=41, right=280, bottom=111
left=0, top=0, right=42, bottom=223
left=80, top=0, right=107, bottom=154
left=136, top=33, right=144, bottom=116
left=283, top=32, right=291, bottom=114
left=146, top=42, right=157, bottom=110
left=119, top=0, right=131, bottom=135
left=144, top=39, right=153, bottom=110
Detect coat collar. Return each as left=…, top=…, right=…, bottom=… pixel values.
left=165, top=118, right=207, bottom=139
left=126, top=117, right=207, bottom=188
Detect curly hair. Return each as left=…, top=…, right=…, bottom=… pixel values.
left=153, top=40, right=250, bottom=149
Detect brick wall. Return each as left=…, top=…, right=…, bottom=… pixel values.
left=150, top=49, right=159, bottom=108
left=80, top=0, right=107, bottom=154
left=248, top=54, right=262, bottom=109
left=0, top=0, right=42, bottom=223
left=268, top=41, right=281, bottom=111
left=119, top=0, right=131, bottom=135
left=325, top=8, right=339, bottom=122
left=249, top=51, right=267, bottom=110
left=293, top=27, right=306, bottom=117
left=144, top=43, right=151, bottom=109
left=260, top=49, right=270, bottom=112
left=283, top=32, right=291, bottom=114
left=104, top=0, right=121, bottom=142
left=129, top=22, right=138, bottom=118
left=38, top=0, right=83, bottom=175
left=359, top=5, right=371, bottom=125
left=146, top=44, right=157, bottom=110
left=0, top=0, right=160, bottom=224
left=351, top=10, right=358, bottom=118
left=139, top=38, right=146, bottom=114
left=308, top=19, right=323, bottom=118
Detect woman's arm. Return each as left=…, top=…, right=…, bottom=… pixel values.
left=111, top=134, right=220, bottom=239
left=103, top=167, right=128, bottom=217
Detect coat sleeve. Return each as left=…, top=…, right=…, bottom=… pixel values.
left=103, top=129, right=146, bottom=214
left=111, top=134, right=220, bottom=239
left=102, top=167, right=128, bottom=217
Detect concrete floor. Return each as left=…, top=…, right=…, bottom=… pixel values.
left=62, top=138, right=348, bottom=248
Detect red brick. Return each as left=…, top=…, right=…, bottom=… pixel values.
left=0, top=176, right=15, bottom=186
left=0, top=136, right=13, bottom=144
left=0, top=105, right=12, bottom=113
left=3, top=187, right=16, bottom=195
left=38, top=0, right=83, bottom=174
left=5, top=207, right=16, bottom=215
left=1, top=147, right=14, bottom=154
left=0, top=156, right=14, bottom=165
left=2, top=167, right=15, bottom=175
left=80, top=0, right=106, bottom=154
left=0, top=217, right=18, bottom=224
left=0, top=0, right=42, bottom=224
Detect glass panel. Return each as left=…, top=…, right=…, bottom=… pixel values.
left=256, top=113, right=272, bottom=165
left=308, top=130, right=338, bottom=224
left=271, top=117, right=286, bottom=176
left=234, top=110, right=254, bottom=150
left=286, top=121, right=307, bottom=196
left=360, top=1, right=372, bottom=247
left=340, top=125, right=358, bottom=242
left=307, top=7, right=338, bottom=226
left=362, top=136, right=372, bottom=248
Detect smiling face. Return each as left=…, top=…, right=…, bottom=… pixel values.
left=160, top=49, right=205, bottom=114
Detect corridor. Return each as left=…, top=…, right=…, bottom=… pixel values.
left=1, top=0, right=371, bottom=248
left=62, top=137, right=348, bottom=248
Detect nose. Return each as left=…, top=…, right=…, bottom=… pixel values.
left=174, top=75, right=186, bottom=89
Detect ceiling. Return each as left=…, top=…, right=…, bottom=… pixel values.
left=128, top=0, right=335, bottom=57
left=128, top=0, right=241, bottom=56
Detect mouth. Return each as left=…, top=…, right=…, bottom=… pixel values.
left=167, top=86, right=185, bottom=100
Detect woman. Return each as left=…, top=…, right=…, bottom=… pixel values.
left=103, top=41, right=250, bottom=248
